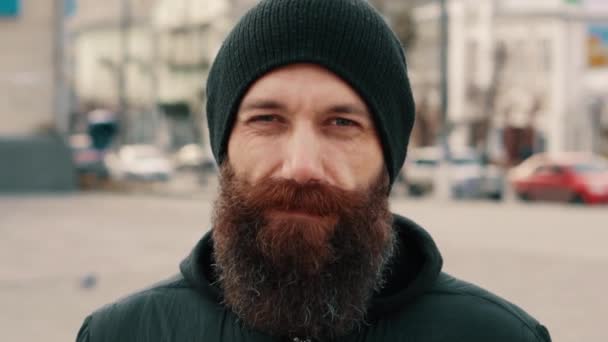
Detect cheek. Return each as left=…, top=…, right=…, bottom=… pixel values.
left=323, top=138, right=384, bottom=189
left=228, top=130, right=284, bottom=182
left=352, top=143, right=384, bottom=183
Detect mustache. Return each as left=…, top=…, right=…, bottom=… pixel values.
left=227, top=176, right=370, bottom=218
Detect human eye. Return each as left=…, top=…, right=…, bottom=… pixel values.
left=248, top=114, right=281, bottom=123
left=330, top=117, right=359, bottom=127
left=244, top=114, right=287, bottom=135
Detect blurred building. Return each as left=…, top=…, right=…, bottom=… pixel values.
left=409, top=0, right=608, bottom=163
left=152, top=0, right=230, bottom=151
left=69, top=0, right=260, bottom=152
left=152, top=0, right=258, bottom=151
left=0, top=0, right=76, bottom=192
left=0, top=0, right=68, bottom=135
left=68, top=0, right=158, bottom=144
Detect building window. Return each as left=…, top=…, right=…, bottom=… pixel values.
left=0, top=0, right=20, bottom=17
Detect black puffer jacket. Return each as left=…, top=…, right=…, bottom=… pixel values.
left=77, top=215, right=551, bottom=342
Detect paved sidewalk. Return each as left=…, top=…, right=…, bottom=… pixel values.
left=0, top=194, right=606, bottom=341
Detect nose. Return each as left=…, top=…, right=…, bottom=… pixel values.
left=279, top=124, right=325, bottom=184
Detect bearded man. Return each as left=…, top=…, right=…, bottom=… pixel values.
left=76, top=0, right=551, bottom=341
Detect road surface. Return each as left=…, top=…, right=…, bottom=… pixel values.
left=0, top=192, right=605, bottom=341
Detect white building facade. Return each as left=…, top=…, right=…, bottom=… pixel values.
left=68, top=0, right=159, bottom=144
left=70, top=0, right=259, bottom=149
left=152, top=0, right=232, bottom=150
left=409, top=0, right=608, bottom=161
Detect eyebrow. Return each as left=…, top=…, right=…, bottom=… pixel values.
left=240, top=99, right=287, bottom=112
left=241, top=99, right=369, bottom=116
left=326, top=104, right=369, bottom=117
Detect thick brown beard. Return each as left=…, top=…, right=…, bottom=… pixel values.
left=212, top=163, right=395, bottom=340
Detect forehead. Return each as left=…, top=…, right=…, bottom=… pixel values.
left=239, top=63, right=370, bottom=112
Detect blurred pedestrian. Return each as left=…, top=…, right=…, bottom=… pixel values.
left=76, top=0, right=551, bottom=341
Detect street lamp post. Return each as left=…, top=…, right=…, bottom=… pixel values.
left=118, top=0, right=132, bottom=145
left=434, top=0, right=452, bottom=200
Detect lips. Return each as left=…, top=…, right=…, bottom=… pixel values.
left=269, top=209, right=321, bottom=217
left=266, top=209, right=335, bottom=223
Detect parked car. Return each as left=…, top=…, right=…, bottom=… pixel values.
left=105, top=145, right=174, bottom=182
left=402, top=146, right=504, bottom=200
left=69, top=111, right=118, bottom=183
left=173, top=144, right=217, bottom=173
left=69, top=134, right=109, bottom=180
left=509, top=152, right=608, bottom=204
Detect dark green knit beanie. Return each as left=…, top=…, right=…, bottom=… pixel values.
left=206, top=0, right=416, bottom=187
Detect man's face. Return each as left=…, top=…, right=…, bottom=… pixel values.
left=213, top=64, right=394, bottom=340
left=228, top=63, right=384, bottom=191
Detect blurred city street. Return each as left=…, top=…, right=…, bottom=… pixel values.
left=2, top=1, right=608, bottom=341
left=0, top=192, right=606, bottom=342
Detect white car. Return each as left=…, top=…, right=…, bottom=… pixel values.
left=173, top=144, right=217, bottom=173
left=402, top=146, right=504, bottom=199
left=105, top=145, right=174, bottom=181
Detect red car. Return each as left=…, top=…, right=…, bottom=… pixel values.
left=510, top=153, right=608, bottom=205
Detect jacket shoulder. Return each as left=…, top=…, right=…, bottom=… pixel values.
left=77, top=274, right=217, bottom=342
left=420, top=272, right=551, bottom=341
